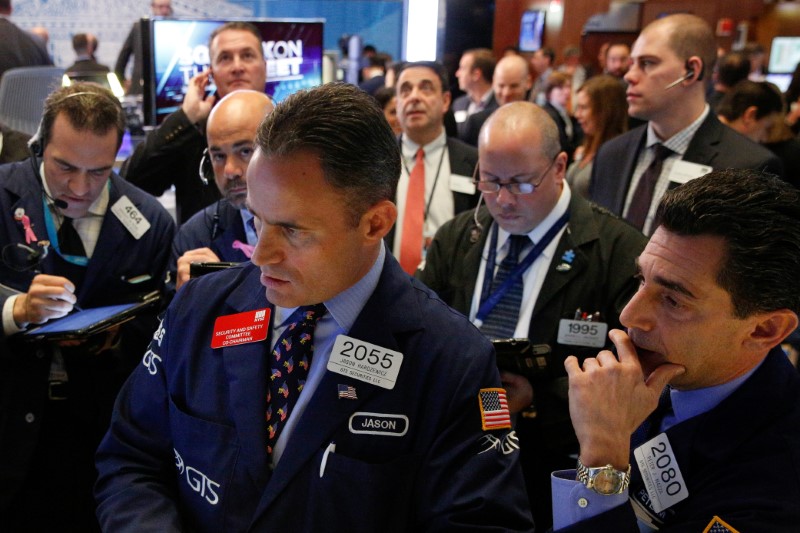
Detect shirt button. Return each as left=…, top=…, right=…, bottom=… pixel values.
left=577, top=497, right=588, bottom=508
left=24, top=413, right=35, bottom=423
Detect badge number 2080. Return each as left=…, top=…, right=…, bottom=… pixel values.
left=327, top=335, right=403, bottom=390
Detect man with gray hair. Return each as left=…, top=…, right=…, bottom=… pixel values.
left=95, top=83, right=534, bottom=532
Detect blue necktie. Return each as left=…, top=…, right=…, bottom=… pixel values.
left=480, top=234, right=529, bottom=339
left=265, top=303, right=327, bottom=456
left=631, top=386, right=673, bottom=449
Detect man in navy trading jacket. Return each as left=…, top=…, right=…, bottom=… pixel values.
left=95, top=82, right=534, bottom=532
left=553, top=170, right=800, bottom=532
left=0, top=83, right=175, bottom=531
left=168, top=90, right=274, bottom=296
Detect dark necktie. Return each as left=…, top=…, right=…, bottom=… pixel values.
left=626, top=144, right=673, bottom=231
left=58, top=217, right=86, bottom=257
left=265, top=303, right=327, bottom=456
left=631, top=386, right=673, bottom=450
left=480, top=234, right=529, bottom=340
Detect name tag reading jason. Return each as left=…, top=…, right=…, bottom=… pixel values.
left=211, top=308, right=270, bottom=349
left=633, top=433, right=689, bottom=513
left=327, top=335, right=403, bottom=390
left=111, top=196, right=151, bottom=240
left=557, top=319, right=608, bottom=348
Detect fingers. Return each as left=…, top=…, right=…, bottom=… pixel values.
left=16, top=275, right=78, bottom=325
left=608, top=328, right=637, bottom=362
left=646, top=362, right=685, bottom=391
left=176, top=248, right=220, bottom=290
left=499, top=371, right=533, bottom=413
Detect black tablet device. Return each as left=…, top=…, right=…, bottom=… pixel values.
left=492, top=338, right=551, bottom=380
left=21, top=299, right=158, bottom=341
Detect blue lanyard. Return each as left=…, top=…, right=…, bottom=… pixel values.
left=41, top=196, right=89, bottom=266
left=475, top=211, right=569, bottom=325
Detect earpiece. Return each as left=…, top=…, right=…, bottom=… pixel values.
left=663, top=59, right=703, bottom=90
left=198, top=148, right=213, bottom=186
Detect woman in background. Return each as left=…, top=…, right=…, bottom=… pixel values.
left=567, top=75, right=627, bottom=198
left=374, top=86, right=402, bottom=136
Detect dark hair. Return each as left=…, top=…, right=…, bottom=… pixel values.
left=209, top=21, right=263, bottom=58
left=717, top=80, right=784, bottom=121
left=396, top=61, right=450, bottom=93
left=605, top=43, right=630, bottom=58
left=655, top=169, right=800, bottom=317
left=463, top=48, right=496, bottom=83
left=544, top=71, right=570, bottom=96
left=716, top=51, right=751, bottom=88
left=255, top=82, right=400, bottom=225
left=577, top=75, right=628, bottom=158
left=71, top=33, right=90, bottom=54
left=537, top=47, right=555, bottom=64
left=39, top=83, right=125, bottom=151
left=373, top=85, right=395, bottom=111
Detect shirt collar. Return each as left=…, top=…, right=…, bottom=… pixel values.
left=401, top=130, right=446, bottom=157
left=273, top=243, right=385, bottom=333
left=497, top=181, right=571, bottom=256
left=645, top=104, right=710, bottom=156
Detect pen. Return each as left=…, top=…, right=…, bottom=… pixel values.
left=319, top=441, right=336, bottom=478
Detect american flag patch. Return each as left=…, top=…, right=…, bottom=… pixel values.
left=703, top=516, right=739, bottom=533
left=337, top=384, right=358, bottom=400
left=478, top=388, right=511, bottom=430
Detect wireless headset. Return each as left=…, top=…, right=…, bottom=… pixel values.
left=663, top=59, right=704, bottom=90
left=198, top=148, right=213, bottom=186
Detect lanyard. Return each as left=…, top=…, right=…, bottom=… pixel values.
left=475, top=211, right=569, bottom=325
left=399, top=135, right=447, bottom=225
left=41, top=196, right=89, bottom=266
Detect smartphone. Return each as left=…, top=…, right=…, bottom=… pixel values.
left=189, top=261, right=239, bottom=278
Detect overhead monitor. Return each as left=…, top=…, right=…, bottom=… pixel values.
left=768, top=36, right=800, bottom=75
left=141, top=18, right=324, bottom=126
left=519, top=10, right=546, bottom=52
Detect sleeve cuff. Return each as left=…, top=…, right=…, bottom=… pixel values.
left=551, top=469, right=628, bottom=530
left=3, top=295, right=25, bottom=335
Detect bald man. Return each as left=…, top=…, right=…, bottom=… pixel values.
left=418, top=101, right=646, bottom=529
left=168, top=90, right=274, bottom=295
left=460, top=54, right=532, bottom=146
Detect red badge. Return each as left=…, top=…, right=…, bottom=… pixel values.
left=211, top=308, right=270, bottom=349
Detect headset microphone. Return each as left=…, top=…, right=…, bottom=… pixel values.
left=28, top=140, right=69, bottom=210
left=664, top=70, right=694, bottom=90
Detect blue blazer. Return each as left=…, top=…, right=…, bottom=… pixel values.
left=96, top=255, right=535, bottom=532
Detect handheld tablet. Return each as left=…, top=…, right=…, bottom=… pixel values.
left=21, top=299, right=158, bottom=341
left=492, top=339, right=551, bottom=380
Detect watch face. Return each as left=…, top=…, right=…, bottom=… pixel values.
left=593, top=469, right=623, bottom=495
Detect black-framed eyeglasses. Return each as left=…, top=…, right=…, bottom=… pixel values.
left=472, top=156, right=558, bottom=195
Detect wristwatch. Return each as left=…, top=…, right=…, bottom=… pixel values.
left=576, top=458, right=631, bottom=495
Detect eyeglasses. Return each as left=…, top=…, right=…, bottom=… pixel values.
left=472, top=156, right=558, bottom=195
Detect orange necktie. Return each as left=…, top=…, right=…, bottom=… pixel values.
left=400, top=148, right=425, bottom=274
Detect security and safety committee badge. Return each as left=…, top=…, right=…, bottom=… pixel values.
left=703, top=516, right=739, bottom=533
left=478, top=388, right=511, bottom=431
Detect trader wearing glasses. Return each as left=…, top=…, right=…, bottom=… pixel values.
left=167, top=90, right=274, bottom=297
left=416, top=101, right=646, bottom=530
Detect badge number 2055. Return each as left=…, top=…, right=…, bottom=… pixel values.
left=339, top=340, right=395, bottom=369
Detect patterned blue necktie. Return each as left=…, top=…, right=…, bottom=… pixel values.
left=480, top=234, right=530, bottom=339
left=265, top=303, right=327, bottom=456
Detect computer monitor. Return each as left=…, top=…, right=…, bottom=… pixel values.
left=141, top=18, right=324, bottom=126
left=768, top=37, right=800, bottom=75
left=519, top=10, right=546, bottom=53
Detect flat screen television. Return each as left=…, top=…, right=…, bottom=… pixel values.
left=141, top=18, right=324, bottom=126
left=519, top=10, right=546, bottom=52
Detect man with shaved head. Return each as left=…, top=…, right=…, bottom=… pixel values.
left=460, top=54, right=533, bottom=146
left=418, top=101, right=645, bottom=529
left=168, top=90, right=274, bottom=294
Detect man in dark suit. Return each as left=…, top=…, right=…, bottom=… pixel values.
left=114, top=0, right=173, bottom=95
left=0, top=0, right=53, bottom=80
left=168, top=90, right=274, bottom=298
left=553, top=170, right=800, bottom=532
left=452, top=48, right=497, bottom=136
left=417, top=101, right=646, bottom=530
left=121, top=21, right=271, bottom=225
left=461, top=54, right=533, bottom=147
left=392, top=61, right=479, bottom=273
left=64, top=33, right=110, bottom=74
left=95, top=82, right=534, bottom=532
left=589, top=13, right=782, bottom=236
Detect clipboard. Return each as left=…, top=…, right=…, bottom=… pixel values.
left=21, top=298, right=158, bottom=342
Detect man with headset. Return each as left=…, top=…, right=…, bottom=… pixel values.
left=167, top=90, right=274, bottom=297
left=417, top=101, right=645, bottom=530
left=589, top=13, right=782, bottom=236
left=0, top=83, right=175, bottom=530
left=121, top=21, right=271, bottom=224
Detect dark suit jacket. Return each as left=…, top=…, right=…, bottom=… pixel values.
left=589, top=113, right=784, bottom=216
left=454, top=93, right=499, bottom=142
left=386, top=136, right=479, bottom=251
left=460, top=107, right=492, bottom=147
left=95, top=256, right=535, bottom=532
left=121, top=108, right=221, bottom=224
left=557, top=347, right=800, bottom=532
left=417, top=193, right=646, bottom=529
left=0, top=19, right=52, bottom=80
left=64, top=58, right=110, bottom=74
left=0, top=124, right=31, bottom=164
